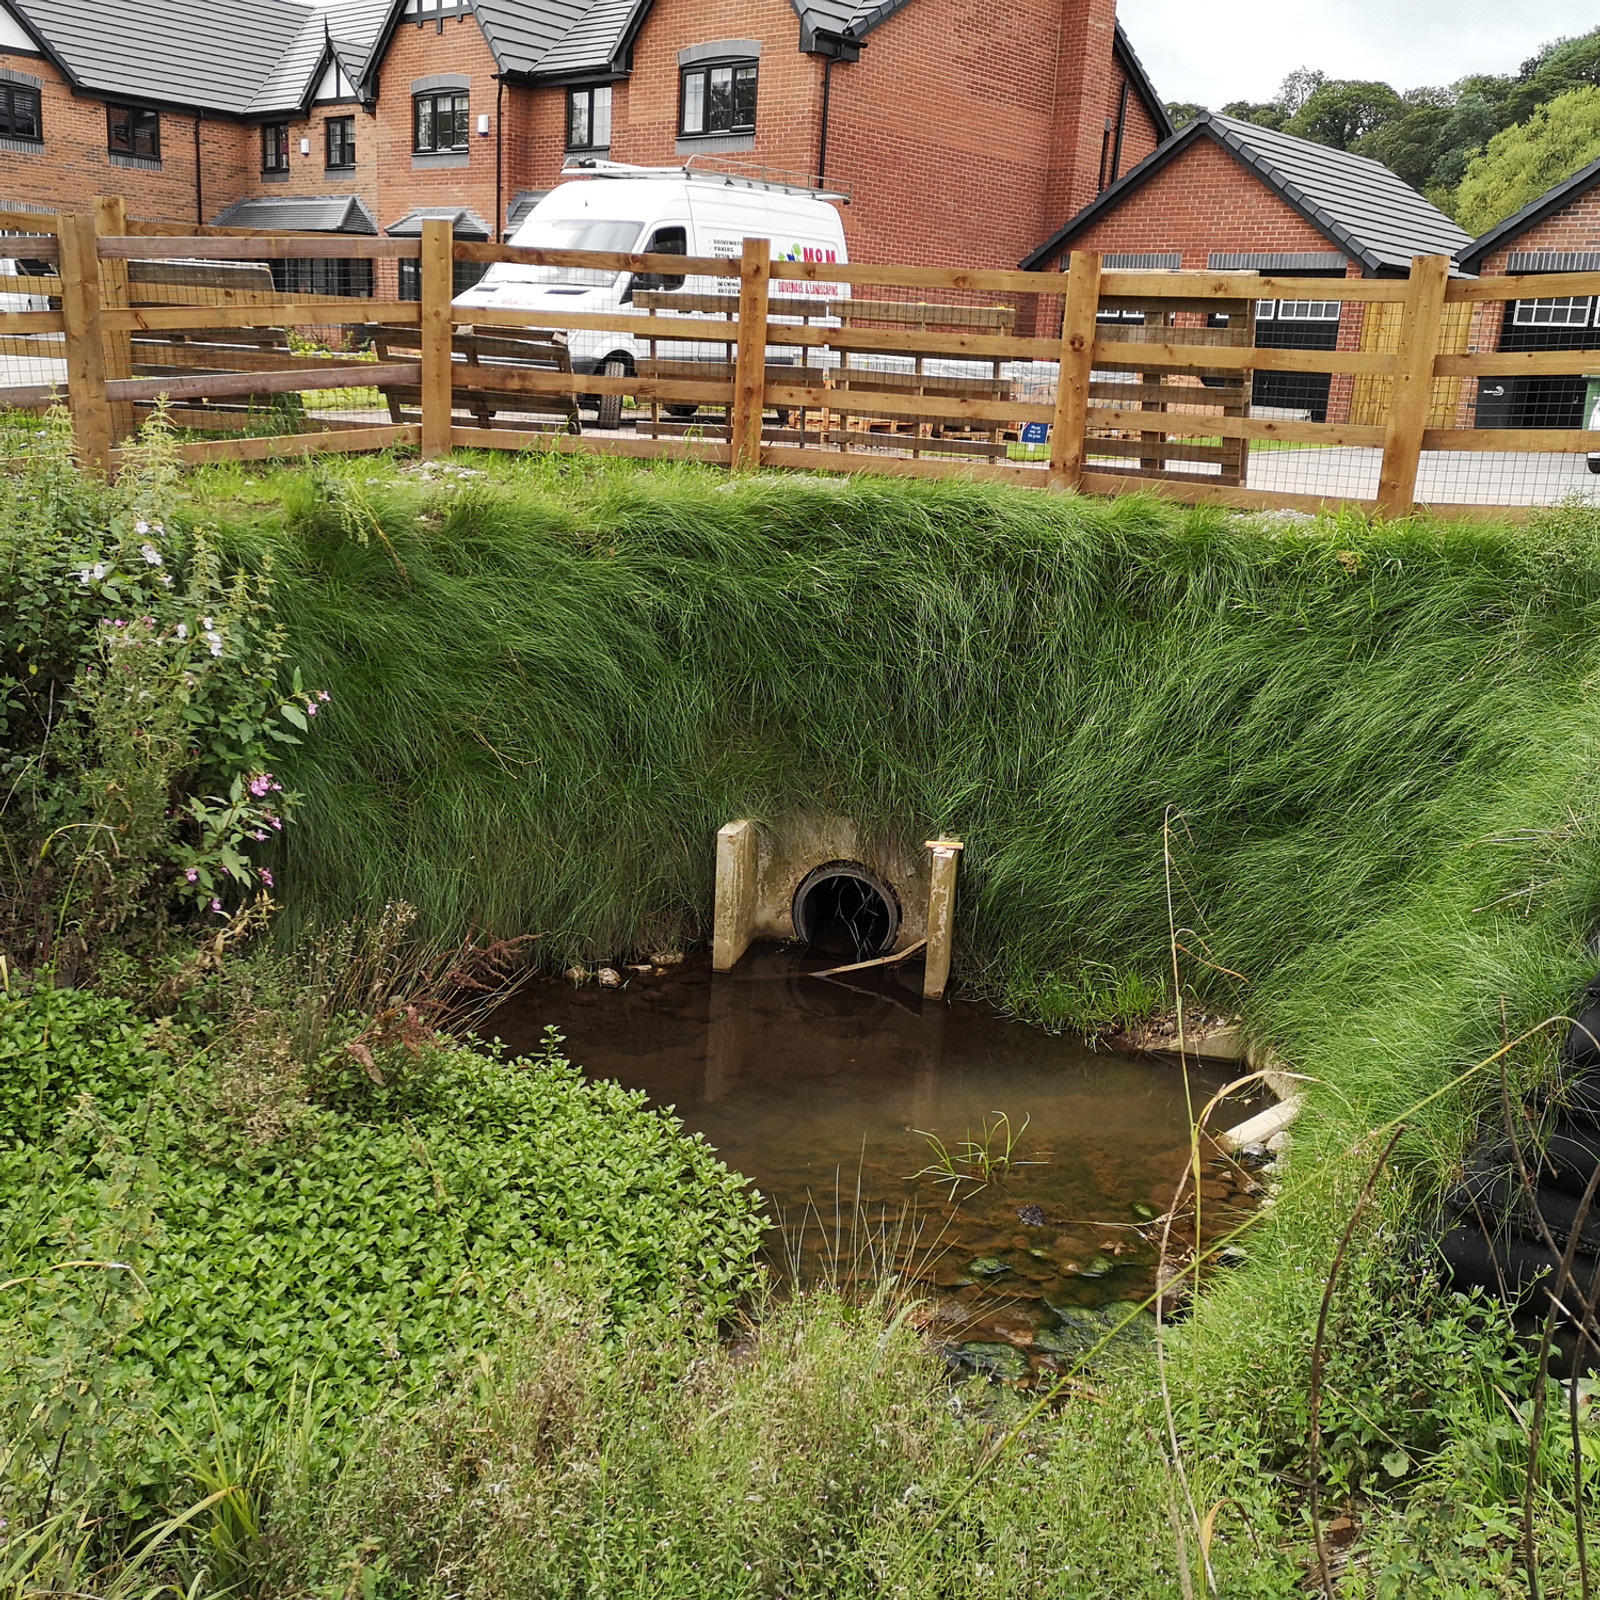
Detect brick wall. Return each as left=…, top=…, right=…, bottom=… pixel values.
left=1055, top=136, right=1335, bottom=268
left=1474, top=185, right=1600, bottom=277
left=2, top=0, right=1155, bottom=275
left=0, top=48, right=255, bottom=223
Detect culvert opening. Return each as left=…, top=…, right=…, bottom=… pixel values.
left=791, top=861, right=900, bottom=961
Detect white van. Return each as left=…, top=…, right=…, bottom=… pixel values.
left=0, top=254, right=51, bottom=314
left=453, top=158, right=848, bottom=427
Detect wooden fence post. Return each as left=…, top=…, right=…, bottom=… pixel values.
left=1375, top=253, right=1449, bottom=518
left=1048, top=250, right=1102, bottom=491
left=57, top=211, right=113, bottom=475
left=419, top=217, right=453, bottom=459
left=94, top=194, right=135, bottom=443
left=731, top=236, right=771, bottom=471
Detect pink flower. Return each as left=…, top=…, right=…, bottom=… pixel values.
left=269, top=817, right=282, bottom=830
left=317, top=690, right=331, bottom=703
left=210, top=897, right=224, bottom=915
left=306, top=702, right=318, bottom=717
left=185, top=868, right=199, bottom=883
left=260, top=868, right=275, bottom=888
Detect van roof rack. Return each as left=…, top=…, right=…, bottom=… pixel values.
left=560, top=155, right=850, bottom=204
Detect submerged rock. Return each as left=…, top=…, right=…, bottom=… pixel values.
left=1016, top=1203, right=1048, bottom=1226
left=967, top=1256, right=1011, bottom=1277
left=1036, top=1300, right=1153, bottom=1357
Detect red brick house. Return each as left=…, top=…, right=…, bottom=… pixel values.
left=1457, top=158, right=1600, bottom=430
left=1021, top=111, right=1471, bottom=423
left=0, top=0, right=1169, bottom=273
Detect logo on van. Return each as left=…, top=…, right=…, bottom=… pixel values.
left=779, top=244, right=837, bottom=263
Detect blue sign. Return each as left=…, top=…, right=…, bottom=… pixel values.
left=1020, top=422, right=1050, bottom=444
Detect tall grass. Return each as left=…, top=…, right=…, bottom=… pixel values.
left=178, top=455, right=1600, bottom=1588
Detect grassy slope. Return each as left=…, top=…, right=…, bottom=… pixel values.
left=192, top=453, right=1600, bottom=1589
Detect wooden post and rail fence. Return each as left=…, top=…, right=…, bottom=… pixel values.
left=0, top=201, right=1595, bottom=519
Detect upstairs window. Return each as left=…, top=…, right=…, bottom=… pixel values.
left=414, top=90, right=468, bottom=152
left=261, top=122, right=290, bottom=172
left=326, top=115, right=355, bottom=168
left=567, top=84, right=612, bottom=150
left=679, top=58, right=756, bottom=136
left=107, top=104, right=159, bottom=158
left=0, top=83, right=41, bottom=141
left=1513, top=296, right=1594, bottom=327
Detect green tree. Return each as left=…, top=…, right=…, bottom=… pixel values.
left=1285, top=79, right=1404, bottom=149
left=1165, top=101, right=1206, bottom=129
left=1219, top=99, right=1285, bottom=130
left=1455, top=86, right=1600, bottom=234
left=1504, top=28, right=1600, bottom=124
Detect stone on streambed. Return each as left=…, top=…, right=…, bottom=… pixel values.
left=967, top=1256, right=1011, bottom=1277
left=1035, top=1300, right=1153, bottom=1357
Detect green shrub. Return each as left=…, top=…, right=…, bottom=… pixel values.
left=0, top=413, right=323, bottom=969
left=0, top=983, right=764, bottom=1514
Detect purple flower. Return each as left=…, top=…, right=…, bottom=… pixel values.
left=306, top=702, right=318, bottom=717
left=210, top=897, right=224, bottom=915
left=260, top=867, right=275, bottom=888
left=268, top=816, right=282, bottom=831
left=185, top=868, right=199, bottom=883
left=251, top=830, right=267, bottom=841
left=317, top=690, right=331, bottom=703
left=249, top=772, right=274, bottom=798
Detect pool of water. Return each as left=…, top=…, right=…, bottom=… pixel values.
left=483, top=947, right=1260, bottom=1369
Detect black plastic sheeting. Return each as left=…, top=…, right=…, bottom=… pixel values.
left=1438, top=976, right=1600, bottom=1313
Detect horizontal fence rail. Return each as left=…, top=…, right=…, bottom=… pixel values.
left=4, top=201, right=1600, bottom=514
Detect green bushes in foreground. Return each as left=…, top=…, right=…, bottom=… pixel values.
left=0, top=981, right=763, bottom=1520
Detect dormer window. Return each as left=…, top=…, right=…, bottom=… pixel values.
left=679, top=58, right=756, bottom=136
left=262, top=123, right=290, bottom=172
left=107, top=104, right=159, bottom=158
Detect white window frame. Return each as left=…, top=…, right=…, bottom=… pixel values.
left=1272, top=300, right=1342, bottom=321
left=1512, top=296, right=1594, bottom=328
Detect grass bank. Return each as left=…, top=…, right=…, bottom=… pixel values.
left=9, top=435, right=1600, bottom=1592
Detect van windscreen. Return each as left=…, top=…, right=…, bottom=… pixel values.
left=500, top=219, right=644, bottom=286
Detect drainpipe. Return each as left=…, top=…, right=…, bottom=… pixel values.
left=194, top=112, right=204, bottom=224
left=811, top=30, right=858, bottom=183
left=494, top=75, right=504, bottom=240
left=817, top=54, right=835, bottom=180
left=1108, top=81, right=1129, bottom=184
left=1097, top=116, right=1111, bottom=191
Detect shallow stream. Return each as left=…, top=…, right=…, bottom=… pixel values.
left=485, top=947, right=1260, bottom=1377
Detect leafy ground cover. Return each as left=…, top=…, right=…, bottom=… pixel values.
left=8, top=430, right=1600, bottom=1593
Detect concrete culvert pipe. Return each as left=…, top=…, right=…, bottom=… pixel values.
left=791, top=860, right=900, bottom=961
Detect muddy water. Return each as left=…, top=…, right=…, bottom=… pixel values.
left=485, top=947, right=1259, bottom=1369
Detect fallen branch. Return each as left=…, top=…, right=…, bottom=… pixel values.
left=808, top=938, right=927, bottom=979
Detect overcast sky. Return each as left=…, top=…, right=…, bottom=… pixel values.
left=1117, top=0, right=1600, bottom=108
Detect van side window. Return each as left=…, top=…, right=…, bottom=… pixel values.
left=632, top=226, right=687, bottom=297
left=679, top=59, right=756, bottom=136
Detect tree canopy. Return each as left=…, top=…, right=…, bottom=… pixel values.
left=1185, top=26, right=1600, bottom=227
left=1455, top=87, right=1600, bottom=236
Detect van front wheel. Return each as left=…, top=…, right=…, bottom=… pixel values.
left=594, top=358, right=628, bottom=431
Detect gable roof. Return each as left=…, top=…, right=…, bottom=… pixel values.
left=213, top=194, right=379, bottom=231
left=1021, top=110, right=1471, bottom=274
left=1457, top=155, right=1600, bottom=274
left=363, top=0, right=643, bottom=86
left=6, top=0, right=385, bottom=114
